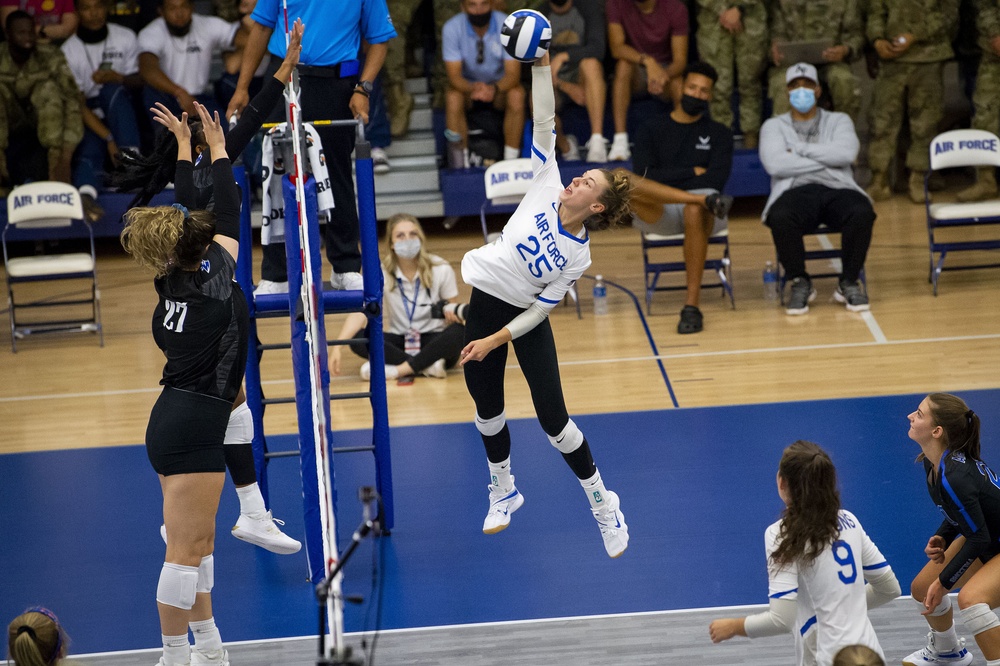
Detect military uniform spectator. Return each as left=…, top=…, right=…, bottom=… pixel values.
left=138, top=0, right=240, bottom=117
left=0, top=0, right=79, bottom=43
left=539, top=0, right=608, bottom=163
left=606, top=0, right=689, bottom=161
left=958, top=0, right=1000, bottom=201
left=695, top=0, right=767, bottom=148
left=865, top=0, right=959, bottom=204
left=0, top=10, right=83, bottom=196
left=442, top=0, right=525, bottom=164
left=382, top=0, right=419, bottom=137
left=768, top=0, right=864, bottom=123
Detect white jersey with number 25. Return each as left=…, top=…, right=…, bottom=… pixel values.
left=462, top=75, right=591, bottom=312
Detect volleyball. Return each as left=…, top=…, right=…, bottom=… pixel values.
left=500, top=10, right=552, bottom=63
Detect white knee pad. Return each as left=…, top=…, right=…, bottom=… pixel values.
left=224, top=402, right=253, bottom=445
left=915, top=594, right=952, bottom=616
left=548, top=419, right=584, bottom=454
left=475, top=411, right=506, bottom=437
left=156, top=562, right=198, bottom=610
left=961, top=602, right=1000, bottom=636
left=196, top=554, right=214, bottom=594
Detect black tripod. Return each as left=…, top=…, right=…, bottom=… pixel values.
left=315, top=487, right=380, bottom=666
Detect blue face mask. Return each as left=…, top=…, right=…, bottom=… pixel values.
left=789, top=86, right=816, bottom=114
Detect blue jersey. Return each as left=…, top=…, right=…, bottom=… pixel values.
left=251, top=0, right=396, bottom=66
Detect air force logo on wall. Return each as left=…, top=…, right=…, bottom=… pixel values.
left=696, top=136, right=711, bottom=150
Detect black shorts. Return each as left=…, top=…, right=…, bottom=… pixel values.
left=146, top=387, right=231, bottom=476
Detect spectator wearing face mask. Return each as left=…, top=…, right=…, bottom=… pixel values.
left=329, top=213, right=467, bottom=382
left=759, top=63, right=876, bottom=317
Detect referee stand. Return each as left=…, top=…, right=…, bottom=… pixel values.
left=233, top=119, right=393, bottom=586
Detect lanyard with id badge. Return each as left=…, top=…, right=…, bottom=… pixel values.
left=399, top=277, right=422, bottom=355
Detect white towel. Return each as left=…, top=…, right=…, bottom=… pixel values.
left=260, top=122, right=334, bottom=245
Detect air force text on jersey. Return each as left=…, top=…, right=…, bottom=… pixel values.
left=516, top=203, right=570, bottom=278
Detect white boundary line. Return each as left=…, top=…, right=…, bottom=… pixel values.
left=70, top=603, right=776, bottom=659
left=815, top=234, right=886, bottom=343
left=4, top=334, right=1000, bottom=404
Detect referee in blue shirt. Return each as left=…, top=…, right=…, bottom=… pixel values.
left=227, top=0, right=396, bottom=289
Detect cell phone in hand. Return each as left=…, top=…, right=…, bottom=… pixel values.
left=99, top=61, right=114, bottom=70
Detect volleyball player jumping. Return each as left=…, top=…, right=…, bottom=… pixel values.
left=121, top=103, right=245, bottom=666
left=459, top=52, right=634, bottom=558
left=902, top=393, right=1000, bottom=666
left=709, top=441, right=900, bottom=665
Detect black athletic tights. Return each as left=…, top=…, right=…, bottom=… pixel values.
left=463, top=288, right=595, bottom=480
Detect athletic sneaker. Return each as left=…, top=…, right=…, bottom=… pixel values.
left=231, top=511, right=302, bottom=554
left=421, top=358, right=447, bottom=378
left=254, top=279, right=288, bottom=295
left=902, top=632, right=972, bottom=666
left=483, top=479, right=524, bottom=534
left=360, top=362, right=399, bottom=381
left=371, top=147, right=391, bottom=175
left=608, top=134, right=631, bottom=161
left=330, top=271, right=363, bottom=291
left=834, top=279, right=870, bottom=312
left=705, top=192, right=734, bottom=219
left=191, top=649, right=230, bottom=666
left=592, top=490, right=629, bottom=558
left=585, top=135, right=608, bottom=163
left=785, top=277, right=816, bottom=316
left=561, top=135, right=581, bottom=162
left=156, top=659, right=189, bottom=666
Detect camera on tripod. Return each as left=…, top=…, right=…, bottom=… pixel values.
left=429, top=300, right=469, bottom=323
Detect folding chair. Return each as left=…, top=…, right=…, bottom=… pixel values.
left=641, top=228, right=734, bottom=314
left=479, top=158, right=581, bottom=318
left=2, top=182, right=103, bottom=352
left=776, top=225, right=867, bottom=304
left=925, top=129, right=1000, bottom=295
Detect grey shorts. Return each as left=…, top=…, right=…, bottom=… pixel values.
left=631, top=188, right=729, bottom=237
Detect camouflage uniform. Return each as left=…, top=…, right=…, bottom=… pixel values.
left=0, top=43, right=83, bottom=183
left=695, top=0, right=768, bottom=140
left=866, top=0, right=958, bottom=202
left=959, top=0, right=1000, bottom=200
left=431, top=0, right=463, bottom=108
left=767, top=0, right=864, bottom=122
left=384, top=0, right=423, bottom=135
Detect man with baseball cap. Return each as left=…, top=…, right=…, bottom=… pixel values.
left=757, top=62, right=876, bottom=316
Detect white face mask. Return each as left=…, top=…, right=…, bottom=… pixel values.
left=393, top=238, right=421, bottom=259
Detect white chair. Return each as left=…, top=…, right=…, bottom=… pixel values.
left=925, top=129, right=1000, bottom=295
left=479, top=159, right=581, bottom=318
left=2, top=182, right=103, bottom=351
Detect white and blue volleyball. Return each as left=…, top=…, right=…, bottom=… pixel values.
left=501, top=10, right=551, bottom=63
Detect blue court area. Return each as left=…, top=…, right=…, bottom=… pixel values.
left=3, top=389, right=1000, bottom=655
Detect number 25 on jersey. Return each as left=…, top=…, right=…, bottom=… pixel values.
left=163, top=300, right=189, bottom=333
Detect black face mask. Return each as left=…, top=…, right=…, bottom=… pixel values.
left=467, top=11, right=491, bottom=28
left=550, top=0, right=571, bottom=6
left=680, top=94, right=709, bottom=117
left=166, top=21, right=192, bottom=37
left=77, top=23, right=109, bottom=44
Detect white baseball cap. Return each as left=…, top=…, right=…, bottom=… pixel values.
left=785, top=62, right=819, bottom=85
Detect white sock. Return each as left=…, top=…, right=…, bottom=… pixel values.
left=933, top=626, right=960, bottom=652
left=190, top=617, right=223, bottom=654
left=488, top=458, right=512, bottom=490
left=986, top=660, right=1000, bottom=666
left=235, top=483, right=266, bottom=517
left=580, top=469, right=608, bottom=510
left=161, top=633, right=190, bottom=665
left=613, top=132, right=628, bottom=143
left=385, top=365, right=399, bottom=380
left=503, top=145, right=520, bottom=160
left=589, top=133, right=604, bottom=144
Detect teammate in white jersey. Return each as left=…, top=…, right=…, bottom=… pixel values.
left=709, top=441, right=900, bottom=666
left=459, top=52, right=634, bottom=558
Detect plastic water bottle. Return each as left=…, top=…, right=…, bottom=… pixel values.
left=763, top=261, right=778, bottom=302
left=593, top=275, right=608, bottom=315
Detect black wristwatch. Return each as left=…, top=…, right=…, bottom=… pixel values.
left=354, top=80, right=373, bottom=97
